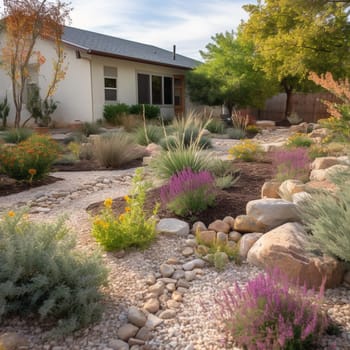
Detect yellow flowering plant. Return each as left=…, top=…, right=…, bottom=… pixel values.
left=92, top=168, right=159, bottom=251
left=228, top=139, right=263, bottom=162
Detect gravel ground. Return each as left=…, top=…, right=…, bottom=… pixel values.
left=1, top=129, right=350, bottom=350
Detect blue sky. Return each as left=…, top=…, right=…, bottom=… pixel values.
left=69, top=0, right=250, bottom=60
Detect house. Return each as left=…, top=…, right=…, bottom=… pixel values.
left=0, top=26, right=201, bottom=126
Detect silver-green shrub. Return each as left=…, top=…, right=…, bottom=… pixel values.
left=299, top=167, right=350, bottom=262
left=0, top=212, right=108, bottom=337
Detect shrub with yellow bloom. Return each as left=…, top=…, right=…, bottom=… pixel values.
left=92, top=168, right=159, bottom=251
left=8, top=211, right=15, bottom=217
left=228, top=139, right=263, bottom=162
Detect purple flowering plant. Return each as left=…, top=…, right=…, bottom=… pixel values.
left=215, top=268, right=329, bottom=350
left=272, top=148, right=311, bottom=182
left=160, top=168, right=216, bottom=216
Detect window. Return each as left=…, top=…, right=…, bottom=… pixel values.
left=138, top=74, right=150, bottom=104
left=24, top=64, right=39, bottom=105
left=137, top=73, right=173, bottom=105
left=104, top=66, right=117, bottom=102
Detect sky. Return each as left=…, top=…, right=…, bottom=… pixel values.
left=69, top=0, right=250, bottom=61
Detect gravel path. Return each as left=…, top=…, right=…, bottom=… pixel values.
left=1, top=129, right=350, bottom=350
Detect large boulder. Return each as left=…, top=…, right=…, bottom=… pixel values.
left=246, top=198, right=300, bottom=230
left=278, top=180, right=305, bottom=201
left=247, top=222, right=345, bottom=289
left=239, top=233, right=263, bottom=260
left=311, top=157, right=340, bottom=170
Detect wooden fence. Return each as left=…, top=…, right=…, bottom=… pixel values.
left=239, top=92, right=337, bottom=123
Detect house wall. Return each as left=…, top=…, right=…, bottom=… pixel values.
left=0, top=35, right=92, bottom=126
left=0, top=34, right=194, bottom=126
left=89, top=55, right=190, bottom=122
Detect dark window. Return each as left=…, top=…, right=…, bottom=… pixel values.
left=152, top=75, right=162, bottom=105
left=138, top=74, right=150, bottom=104
left=104, top=66, right=117, bottom=102
left=164, top=77, right=173, bottom=105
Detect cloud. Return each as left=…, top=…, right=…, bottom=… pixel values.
left=69, top=0, right=248, bottom=60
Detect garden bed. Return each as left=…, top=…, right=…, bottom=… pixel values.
left=0, top=175, right=63, bottom=197
left=87, top=160, right=274, bottom=225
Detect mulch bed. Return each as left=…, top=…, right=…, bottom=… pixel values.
left=51, top=158, right=144, bottom=172
left=0, top=175, right=63, bottom=197
left=87, top=160, right=275, bottom=226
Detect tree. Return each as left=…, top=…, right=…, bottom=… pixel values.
left=242, top=0, right=350, bottom=119
left=0, top=0, right=71, bottom=128
left=187, top=30, right=277, bottom=116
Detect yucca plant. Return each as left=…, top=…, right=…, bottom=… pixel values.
left=150, top=113, right=213, bottom=179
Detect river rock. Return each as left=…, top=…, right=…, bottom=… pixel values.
left=196, top=230, right=216, bottom=246
left=117, top=324, right=139, bottom=341
left=234, top=215, right=267, bottom=233
left=208, top=220, right=231, bottom=233
left=127, top=306, right=147, bottom=328
left=156, top=218, right=189, bottom=236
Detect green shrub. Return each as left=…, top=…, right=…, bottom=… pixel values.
left=228, top=139, right=263, bottom=162
left=134, top=124, right=163, bottom=145
left=206, top=119, right=225, bottom=134
left=0, top=134, right=60, bottom=180
left=299, top=167, right=350, bottom=262
left=129, top=104, right=160, bottom=119
left=3, top=128, right=33, bottom=144
left=80, top=122, right=102, bottom=136
left=92, top=168, right=159, bottom=251
left=207, top=158, right=240, bottom=189
left=0, top=211, right=108, bottom=336
left=94, top=132, right=146, bottom=168
left=246, top=124, right=260, bottom=136
left=226, top=127, right=246, bottom=139
left=103, top=104, right=129, bottom=125
left=286, top=133, right=314, bottom=148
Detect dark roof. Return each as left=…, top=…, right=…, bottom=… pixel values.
left=62, top=26, right=200, bottom=70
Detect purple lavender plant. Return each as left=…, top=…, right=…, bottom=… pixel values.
left=215, top=268, right=329, bottom=350
left=272, top=148, right=311, bottom=182
left=160, top=168, right=216, bottom=216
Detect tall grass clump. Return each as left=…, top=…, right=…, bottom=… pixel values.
left=94, top=132, right=146, bottom=168
left=206, top=118, right=225, bottom=134
left=150, top=113, right=213, bottom=179
left=3, top=128, right=33, bottom=143
left=272, top=148, right=311, bottom=182
left=160, top=168, right=216, bottom=216
left=134, top=124, right=163, bottom=146
left=0, top=211, right=108, bottom=337
left=299, top=167, right=350, bottom=263
left=215, top=269, right=329, bottom=350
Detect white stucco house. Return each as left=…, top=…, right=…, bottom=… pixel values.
left=0, top=26, right=201, bottom=126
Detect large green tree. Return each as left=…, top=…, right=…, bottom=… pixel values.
left=187, top=30, right=277, bottom=116
left=242, top=0, right=350, bottom=118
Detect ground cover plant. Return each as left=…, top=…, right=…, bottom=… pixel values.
left=0, top=211, right=108, bottom=337
left=160, top=168, right=216, bottom=217
left=92, top=168, right=159, bottom=251
left=0, top=134, right=60, bottom=180
left=2, top=128, right=33, bottom=144
left=215, top=269, right=329, bottom=350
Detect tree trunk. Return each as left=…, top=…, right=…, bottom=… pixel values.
left=281, top=79, right=294, bottom=120
left=14, top=109, right=21, bottom=128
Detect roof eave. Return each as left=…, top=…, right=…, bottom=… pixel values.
left=88, top=49, right=194, bottom=70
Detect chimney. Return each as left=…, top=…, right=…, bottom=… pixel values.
left=173, top=45, right=176, bottom=60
